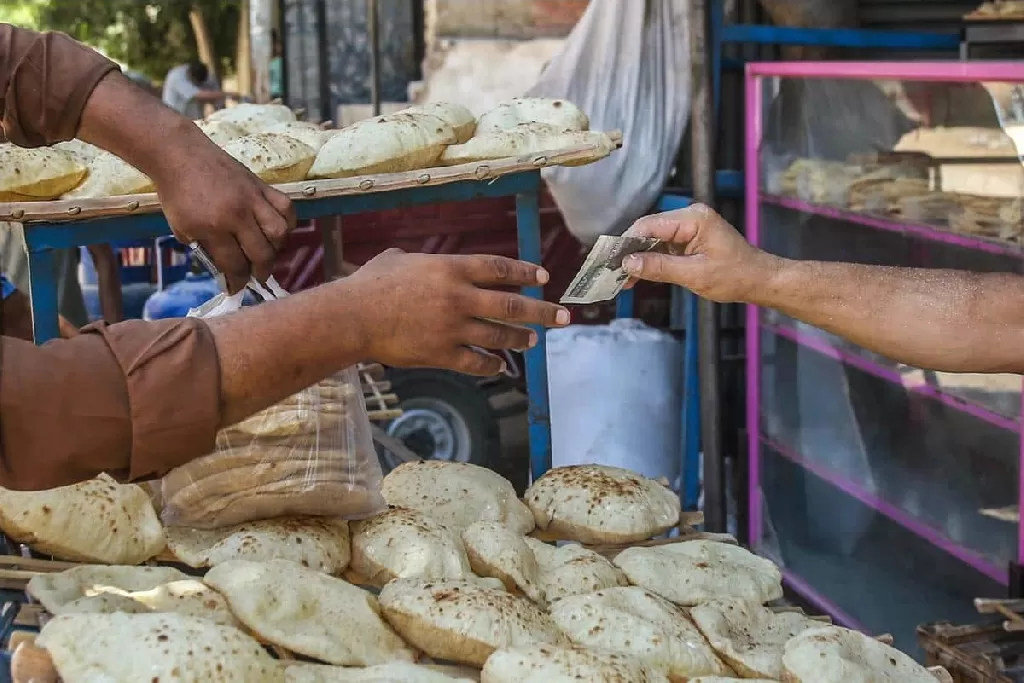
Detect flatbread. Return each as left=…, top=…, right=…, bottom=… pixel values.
left=524, top=465, right=680, bottom=544
left=204, top=559, right=415, bottom=666
left=350, top=507, right=473, bottom=587
left=403, top=102, right=476, bottom=142
left=549, top=586, right=730, bottom=680
left=207, top=102, right=297, bottom=133
left=690, top=598, right=821, bottom=678
left=223, top=133, right=316, bottom=184
left=308, top=112, right=456, bottom=179
left=62, top=149, right=154, bottom=199
left=0, top=144, right=87, bottom=200
left=690, top=679, right=776, bottom=683
left=265, top=121, right=332, bottom=151
left=284, top=662, right=477, bottom=683
left=196, top=120, right=248, bottom=146
left=36, top=612, right=282, bottom=683
left=164, top=517, right=351, bottom=574
left=462, top=521, right=543, bottom=604
left=524, top=538, right=628, bottom=602
left=479, top=644, right=670, bottom=683
left=380, top=461, right=534, bottom=534
left=440, top=124, right=614, bottom=167
left=379, top=578, right=566, bottom=667
left=0, top=473, right=165, bottom=564
left=52, top=139, right=102, bottom=164
left=613, top=541, right=782, bottom=606
left=782, top=625, right=937, bottom=683
left=475, top=97, right=589, bottom=135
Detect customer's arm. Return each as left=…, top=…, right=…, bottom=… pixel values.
left=1, top=251, right=568, bottom=491
left=622, top=205, right=1024, bottom=375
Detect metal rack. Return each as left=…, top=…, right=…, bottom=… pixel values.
left=675, top=0, right=963, bottom=535
left=2, top=144, right=617, bottom=484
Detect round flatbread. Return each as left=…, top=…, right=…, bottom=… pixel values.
left=223, top=132, right=316, bottom=184
left=350, top=507, right=473, bottom=587
left=690, top=598, right=821, bottom=678
left=206, top=102, right=297, bottom=133
left=403, top=102, right=476, bottom=142
left=613, top=541, right=782, bottom=607
left=36, top=612, right=281, bottom=683
left=462, top=521, right=544, bottom=604
left=205, top=559, right=415, bottom=666
left=549, top=586, right=730, bottom=680
left=524, top=538, right=628, bottom=602
left=381, top=461, right=533, bottom=534
left=782, top=626, right=937, bottom=683
left=164, top=517, right=351, bottom=573
left=524, top=465, right=680, bottom=544
left=379, top=578, right=566, bottom=667
left=0, top=474, right=165, bottom=564
left=0, top=144, right=87, bottom=200
left=474, top=97, right=589, bottom=135
left=440, top=124, right=614, bottom=167
left=480, top=644, right=669, bottom=683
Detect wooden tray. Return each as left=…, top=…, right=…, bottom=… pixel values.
left=0, top=132, right=623, bottom=224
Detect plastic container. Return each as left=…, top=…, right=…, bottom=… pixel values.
left=546, top=319, right=683, bottom=485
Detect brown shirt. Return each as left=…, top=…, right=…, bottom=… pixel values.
left=0, top=24, right=222, bottom=490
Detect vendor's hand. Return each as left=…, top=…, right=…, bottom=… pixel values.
left=152, top=127, right=295, bottom=293
left=347, top=250, right=570, bottom=376
left=621, top=204, right=780, bottom=303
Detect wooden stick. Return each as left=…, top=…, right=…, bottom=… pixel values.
left=370, top=424, right=421, bottom=464
left=3, top=133, right=624, bottom=223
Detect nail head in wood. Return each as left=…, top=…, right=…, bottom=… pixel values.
left=11, top=209, right=24, bottom=219
left=417, top=173, right=430, bottom=185
left=359, top=179, right=374, bottom=191
left=67, top=206, right=81, bottom=216
left=302, top=185, right=316, bottom=196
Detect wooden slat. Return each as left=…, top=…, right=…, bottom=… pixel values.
left=1, top=133, right=623, bottom=223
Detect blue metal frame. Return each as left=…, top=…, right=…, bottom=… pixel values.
left=23, top=171, right=554, bottom=480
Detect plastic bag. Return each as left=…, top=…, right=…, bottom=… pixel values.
left=159, top=283, right=387, bottom=529
left=525, top=0, right=690, bottom=246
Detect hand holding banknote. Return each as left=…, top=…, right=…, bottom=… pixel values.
left=620, top=203, right=779, bottom=303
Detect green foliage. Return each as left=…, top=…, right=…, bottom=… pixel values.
left=0, top=0, right=240, bottom=81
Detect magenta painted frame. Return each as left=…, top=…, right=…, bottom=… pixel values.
left=745, top=61, right=1024, bottom=615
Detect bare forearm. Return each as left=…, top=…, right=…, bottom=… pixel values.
left=76, top=71, right=219, bottom=183
left=757, top=257, right=1024, bottom=373
left=206, top=279, right=369, bottom=426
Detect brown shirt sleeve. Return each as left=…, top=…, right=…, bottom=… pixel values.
left=0, top=318, right=221, bottom=490
left=0, top=23, right=118, bottom=147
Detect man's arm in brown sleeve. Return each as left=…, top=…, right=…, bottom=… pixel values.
left=0, top=23, right=118, bottom=146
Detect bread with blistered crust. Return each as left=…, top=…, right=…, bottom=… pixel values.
left=480, top=643, right=670, bottom=683
left=524, top=465, right=680, bottom=544
left=351, top=507, right=473, bottom=587
left=378, top=578, right=566, bottom=667
left=781, top=626, right=938, bottom=683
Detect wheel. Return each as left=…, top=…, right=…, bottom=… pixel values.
left=380, top=369, right=502, bottom=472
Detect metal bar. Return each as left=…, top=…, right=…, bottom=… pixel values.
left=747, top=60, right=1024, bottom=82
left=367, top=0, right=381, bottom=117
left=744, top=58, right=763, bottom=550
left=515, top=190, right=552, bottom=483
left=278, top=0, right=289, bottom=104
left=683, top=290, right=702, bottom=510
left=614, top=289, right=634, bottom=319
left=767, top=321, right=1019, bottom=432
left=27, top=248, right=60, bottom=344
left=765, top=434, right=1009, bottom=585
left=692, top=0, right=724, bottom=533
left=314, top=0, right=331, bottom=123
left=721, top=25, right=959, bottom=50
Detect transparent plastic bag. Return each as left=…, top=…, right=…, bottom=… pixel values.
left=159, top=285, right=386, bottom=529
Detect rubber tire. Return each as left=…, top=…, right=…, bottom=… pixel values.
left=383, top=369, right=502, bottom=472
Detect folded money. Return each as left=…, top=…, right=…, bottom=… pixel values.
left=560, top=235, right=663, bottom=305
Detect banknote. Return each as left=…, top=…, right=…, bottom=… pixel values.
left=559, top=235, right=663, bottom=305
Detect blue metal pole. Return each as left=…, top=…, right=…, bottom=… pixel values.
left=515, top=187, right=553, bottom=482
left=614, top=289, right=635, bottom=319
left=27, top=247, right=60, bottom=344
left=682, top=289, right=702, bottom=509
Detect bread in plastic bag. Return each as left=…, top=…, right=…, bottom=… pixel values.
left=159, top=287, right=387, bottom=528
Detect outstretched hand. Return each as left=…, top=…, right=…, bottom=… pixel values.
left=346, top=250, right=571, bottom=376
left=621, top=204, right=779, bottom=303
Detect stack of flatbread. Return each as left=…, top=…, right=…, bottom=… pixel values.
left=2, top=460, right=951, bottom=683
left=159, top=372, right=386, bottom=529
left=776, top=158, right=865, bottom=206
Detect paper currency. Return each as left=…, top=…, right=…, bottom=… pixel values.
left=559, top=235, right=662, bottom=305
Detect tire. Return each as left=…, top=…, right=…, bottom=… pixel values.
left=379, top=369, right=502, bottom=473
